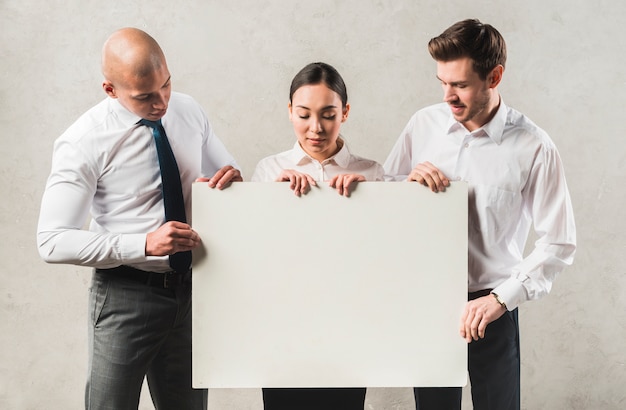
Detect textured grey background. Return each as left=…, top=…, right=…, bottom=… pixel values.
left=1, top=0, right=624, bottom=409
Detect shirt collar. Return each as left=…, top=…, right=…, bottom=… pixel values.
left=481, top=100, right=507, bottom=144
left=108, top=97, right=143, bottom=128
left=287, top=137, right=351, bottom=167
left=446, top=99, right=508, bottom=145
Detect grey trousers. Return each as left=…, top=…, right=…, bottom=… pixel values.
left=85, top=271, right=207, bottom=410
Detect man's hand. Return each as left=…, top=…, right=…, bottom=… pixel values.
left=407, top=161, right=450, bottom=193
left=145, top=221, right=201, bottom=256
left=460, top=295, right=507, bottom=342
left=329, top=174, right=365, bottom=197
left=196, top=165, right=243, bottom=189
left=277, top=169, right=317, bottom=196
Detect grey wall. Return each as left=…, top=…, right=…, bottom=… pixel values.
left=1, top=0, right=624, bottom=409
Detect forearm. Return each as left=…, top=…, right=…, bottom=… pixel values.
left=494, top=241, right=576, bottom=310
left=37, top=228, right=147, bottom=268
left=494, top=141, right=577, bottom=310
left=37, top=177, right=147, bottom=267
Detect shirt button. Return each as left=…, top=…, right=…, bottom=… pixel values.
left=464, top=143, right=470, bottom=148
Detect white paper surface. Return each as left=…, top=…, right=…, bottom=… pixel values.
left=191, top=181, right=468, bottom=388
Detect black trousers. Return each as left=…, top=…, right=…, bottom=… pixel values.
left=414, top=308, right=520, bottom=410
left=263, top=388, right=366, bottom=410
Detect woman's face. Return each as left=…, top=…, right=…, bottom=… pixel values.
left=289, top=83, right=349, bottom=162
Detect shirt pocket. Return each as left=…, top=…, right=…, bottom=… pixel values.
left=469, top=184, right=519, bottom=234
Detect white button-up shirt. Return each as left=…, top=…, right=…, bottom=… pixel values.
left=251, top=138, right=384, bottom=182
left=384, top=101, right=576, bottom=310
left=37, top=92, right=239, bottom=272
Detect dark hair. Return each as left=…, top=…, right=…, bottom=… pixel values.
left=428, top=19, right=507, bottom=80
left=289, top=62, right=348, bottom=108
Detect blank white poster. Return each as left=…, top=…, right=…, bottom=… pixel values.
left=191, top=181, right=468, bottom=388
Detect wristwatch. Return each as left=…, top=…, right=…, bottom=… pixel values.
left=491, top=291, right=508, bottom=311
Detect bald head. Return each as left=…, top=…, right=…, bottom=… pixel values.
left=101, top=28, right=172, bottom=120
left=101, top=28, right=166, bottom=87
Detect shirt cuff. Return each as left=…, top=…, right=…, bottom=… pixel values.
left=120, top=233, right=148, bottom=262
left=492, top=277, right=528, bottom=311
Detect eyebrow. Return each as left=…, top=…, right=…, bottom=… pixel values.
left=436, top=76, right=467, bottom=86
left=133, top=76, right=172, bottom=99
left=295, top=104, right=338, bottom=110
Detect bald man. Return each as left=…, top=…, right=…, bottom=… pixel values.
left=37, top=28, right=241, bottom=409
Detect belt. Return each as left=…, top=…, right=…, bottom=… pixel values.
left=468, top=289, right=493, bottom=300
left=96, top=265, right=191, bottom=289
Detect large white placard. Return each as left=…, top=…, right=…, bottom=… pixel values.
left=192, top=182, right=467, bottom=388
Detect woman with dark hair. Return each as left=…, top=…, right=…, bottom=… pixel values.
left=252, top=62, right=382, bottom=409
left=252, top=62, right=382, bottom=197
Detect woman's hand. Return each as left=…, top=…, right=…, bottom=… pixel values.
left=277, top=169, right=317, bottom=196
left=329, top=174, right=365, bottom=197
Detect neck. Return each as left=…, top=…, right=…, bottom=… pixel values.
left=304, top=137, right=343, bottom=163
left=467, top=94, right=501, bottom=132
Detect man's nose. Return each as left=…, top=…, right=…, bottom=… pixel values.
left=153, top=91, right=168, bottom=108
left=443, top=85, right=455, bottom=102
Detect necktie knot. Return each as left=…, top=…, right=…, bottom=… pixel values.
left=139, top=118, right=162, bottom=129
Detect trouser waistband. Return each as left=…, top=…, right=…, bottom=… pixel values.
left=468, top=289, right=493, bottom=300
left=95, top=265, right=191, bottom=289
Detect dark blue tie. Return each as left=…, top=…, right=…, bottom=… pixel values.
left=139, top=119, right=192, bottom=273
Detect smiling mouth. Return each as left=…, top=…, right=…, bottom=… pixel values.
left=449, top=104, right=465, bottom=113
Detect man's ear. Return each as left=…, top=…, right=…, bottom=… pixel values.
left=488, top=65, right=504, bottom=89
left=102, top=81, right=117, bottom=98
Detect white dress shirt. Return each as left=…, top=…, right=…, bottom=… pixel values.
left=37, top=92, right=239, bottom=272
left=251, top=138, right=384, bottom=182
left=384, top=101, right=576, bottom=310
